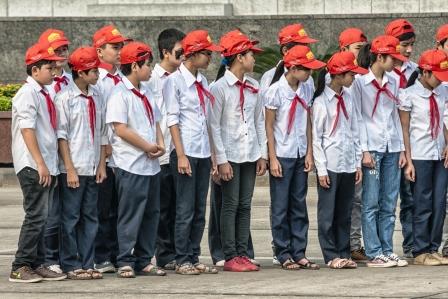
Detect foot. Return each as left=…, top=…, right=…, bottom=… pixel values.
left=67, top=269, right=92, bottom=280
left=175, top=263, right=200, bottom=275
left=139, top=264, right=167, bottom=276
left=351, top=247, right=368, bottom=261
left=296, top=258, right=320, bottom=270
left=47, top=264, right=63, bottom=274
left=403, top=250, right=414, bottom=259
left=414, top=253, right=442, bottom=266
left=9, top=266, right=43, bottom=283
left=214, top=260, right=225, bottom=267
left=327, top=258, right=349, bottom=269
left=282, top=258, right=301, bottom=270
left=116, top=266, right=136, bottom=278
left=162, top=260, right=177, bottom=271
left=34, top=265, right=67, bottom=281
left=94, top=261, right=115, bottom=273
left=387, top=253, right=408, bottom=267
left=366, top=255, right=397, bottom=268
left=430, top=252, right=448, bottom=265
left=223, top=257, right=251, bottom=272
left=272, top=256, right=281, bottom=266
left=86, top=269, right=103, bottom=279
left=239, top=256, right=259, bottom=271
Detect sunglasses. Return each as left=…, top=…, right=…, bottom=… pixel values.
left=174, top=48, right=184, bottom=60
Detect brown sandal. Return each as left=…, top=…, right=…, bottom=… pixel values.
left=328, top=258, right=349, bottom=269
left=342, top=259, right=357, bottom=269
left=282, top=259, right=301, bottom=270
left=175, top=263, right=200, bottom=275
left=67, top=269, right=91, bottom=280
left=137, top=264, right=167, bottom=276
left=297, top=258, right=320, bottom=270
left=194, top=263, right=218, bottom=274
left=86, top=269, right=103, bottom=279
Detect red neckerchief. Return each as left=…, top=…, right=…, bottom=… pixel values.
left=80, top=94, right=96, bottom=140
left=40, top=89, right=57, bottom=130
left=330, top=92, right=349, bottom=136
left=235, top=80, right=259, bottom=121
left=194, top=81, right=215, bottom=115
left=131, top=88, right=154, bottom=126
left=429, top=93, right=440, bottom=140
left=393, top=68, right=408, bottom=89
left=54, top=75, right=69, bottom=93
left=287, top=94, right=309, bottom=135
left=370, top=79, right=400, bottom=117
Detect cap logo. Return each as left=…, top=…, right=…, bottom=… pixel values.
left=48, top=33, right=61, bottom=42
left=207, top=35, right=212, bottom=43
left=84, top=61, right=97, bottom=68
left=111, top=28, right=120, bottom=36
left=47, top=47, right=55, bottom=55
left=440, top=60, right=448, bottom=69
left=396, top=45, right=401, bottom=52
left=298, top=29, right=307, bottom=37
left=306, top=51, right=314, bottom=60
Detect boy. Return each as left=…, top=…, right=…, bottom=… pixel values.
left=106, top=41, right=166, bottom=278
left=56, top=46, right=107, bottom=279
left=92, top=24, right=131, bottom=273
left=144, top=28, right=185, bottom=271
left=9, top=42, right=67, bottom=282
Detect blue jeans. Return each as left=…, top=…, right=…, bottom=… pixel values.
left=362, top=151, right=400, bottom=259
left=411, top=160, right=448, bottom=256
left=270, top=156, right=309, bottom=264
left=399, top=170, right=414, bottom=254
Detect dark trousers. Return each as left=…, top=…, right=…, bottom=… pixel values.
left=170, top=151, right=210, bottom=265
left=44, top=178, right=61, bottom=266
left=411, top=160, right=448, bottom=256
left=12, top=167, right=55, bottom=271
left=208, top=181, right=255, bottom=264
left=270, top=156, right=309, bottom=264
left=60, top=174, right=99, bottom=271
left=95, top=165, right=118, bottom=264
left=220, top=162, right=256, bottom=260
left=155, top=164, right=176, bottom=267
left=115, top=168, right=160, bottom=271
left=399, top=169, right=414, bottom=254
left=317, top=171, right=355, bottom=264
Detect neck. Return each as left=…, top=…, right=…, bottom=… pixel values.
left=100, top=59, right=117, bottom=74
left=184, top=61, right=198, bottom=77
left=127, top=75, right=140, bottom=90
left=419, top=78, right=434, bottom=91
left=371, top=62, right=385, bottom=81
left=394, top=60, right=404, bottom=69
left=229, top=64, right=245, bottom=82
left=329, top=80, right=343, bottom=95
left=54, top=67, right=64, bottom=77
left=285, top=72, right=299, bottom=91
left=160, top=60, right=177, bottom=74
left=74, top=78, right=89, bottom=95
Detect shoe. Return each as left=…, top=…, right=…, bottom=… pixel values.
left=240, top=256, right=259, bottom=271
left=9, top=266, right=43, bottom=283
left=47, top=264, right=63, bottom=274
left=366, top=255, right=397, bottom=268
left=272, top=256, right=281, bottom=266
left=442, top=247, right=448, bottom=257
left=351, top=247, right=368, bottom=261
left=175, top=262, right=200, bottom=275
left=387, top=253, right=408, bottom=267
left=223, top=257, right=250, bottom=272
left=215, top=260, right=225, bottom=267
left=94, top=261, right=115, bottom=273
left=163, top=260, right=177, bottom=271
left=33, top=266, right=66, bottom=281
left=430, top=252, right=448, bottom=265
left=403, top=250, right=414, bottom=259
left=250, top=259, right=261, bottom=267
left=414, top=253, right=442, bottom=266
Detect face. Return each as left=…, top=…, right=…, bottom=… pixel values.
left=54, top=45, right=69, bottom=67
left=237, top=51, right=256, bottom=73
left=399, top=37, right=415, bottom=59
left=134, top=57, right=153, bottom=82
left=163, top=41, right=184, bottom=67
left=377, top=54, right=395, bottom=72
left=344, top=41, right=367, bottom=59
left=335, top=71, right=356, bottom=88
left=437, top=40, right=448, bottom=55
left=79, top=68, right=100, bottom=85
left=422, top=70, right=442, bottom=89
left=97, top=42, right=123, bottom=65
left=190, top=50, right=213, bottom=69
left=289, top=65, right=311, bottom=82
left=33, top=62, right=56, bottom=85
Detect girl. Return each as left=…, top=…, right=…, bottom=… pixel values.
left=352, top=35, right=408, bottom=268
left=265, top=45, right=325, bottom=270
left=399, top=49, right=448, bottom=266
left=312, top=51, right=366, bottom=269
left=209, top=30, right=267, bottom=272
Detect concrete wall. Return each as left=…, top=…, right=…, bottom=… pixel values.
left=1, top=0, right=448, bottom=16
left=1, top=13, right=447, bottom=83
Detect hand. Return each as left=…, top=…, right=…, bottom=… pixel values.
left=96, top=166, right=107, bottom=184
left=269, top=157, right=283, bottom=177
left=318, top=175, right=330, bottom=188
left=177, top=154, right=192, bottom=176
left=148, top=145, right=166, bottom=159
left=145, top=143, right=159, bottom=154
left=256, top=159, right=267, bottom=176
left=37, top=162, right=52, bottom=187
left=405, top=163, right=415, bottom=182
left=355, top=167, right=362, bottom=185
left=362, top=152, right=375, bottom=169
left=105, top=144, right=113, bottom=158
left=211, top=163, right=221, bottom=185
left=399, top=151, right=407, bottom=168
left=218, top=162, right=233, bottom=181
left=443, top=146, right=448, bottom=168
left=304, top=153, right=314, bottom=172
left=66, top=168, right=79, bottom=188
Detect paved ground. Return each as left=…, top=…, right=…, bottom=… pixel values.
left=1, top=184, right=448, bottom=299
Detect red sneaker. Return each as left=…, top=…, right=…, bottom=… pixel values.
left=239, top=256, right=260, bottom=271
left=223, top=257, right=250, bottom=272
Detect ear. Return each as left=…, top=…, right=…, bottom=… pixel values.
left=96, top=47, right=103, bottom=58
left=281, top=45, right=289, bottom=56
left=31, top=65, right=39, bottom=75
left=131, top=61, right=139, bottom=73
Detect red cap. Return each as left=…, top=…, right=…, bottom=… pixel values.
left=219, top=30, right=263, bottom=57
left=120, top=41, right=153, bottom=65
left=92, top=25, right=131, bottom=48
left=371, top=35, right=408, bottom=62
left=327, top=51, right=368, bottom=75
left=418, top=49, right=448, bottom=82
left=68, top=47, right=100, bottom=71
left=338, top=28, right=367, bottom=49
left=182, top=30, right=223, bottom=56
left=25, top=42, right=66, bottom=65
left=38, top=29, right=70, bottom=49
left=278, top=24, right=317, bottom=45
left=283, top=45, right=326, bottom=69
left=436, top=24, right=448, bottom=43
left=384, top=19, right=415, bottom=38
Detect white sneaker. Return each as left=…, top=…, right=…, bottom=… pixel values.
left=366, top=254, right=397, bottom=268
left=47, top=264, right=63, bottom=274
left=388, top=253, right=408, bottom=267
left=250, top=259, right=260, bottom=267
left=215, top=260, right=225, bottom=267
left=272, top=256, right=281, bottom=266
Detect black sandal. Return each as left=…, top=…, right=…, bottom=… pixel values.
left=282, top=259, right=301, bottom=270
left=297, top=258, right=320, bottom=270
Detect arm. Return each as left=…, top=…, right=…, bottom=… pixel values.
left=265, top=108, right=282, bottom=177
left=21, top=129, right=51, bottom=187
left=112, top=122, right=158, bottom=153
left=304, top=111, right=314, bottom=172
left=148, top=122, right=166, bottom=159
left=311, top=101, right=329, bottom=187
left=254, top=91, right=268, bottom=176
left=399, top=110, right=414, bottom=181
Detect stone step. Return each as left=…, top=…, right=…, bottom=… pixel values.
left=98, top=0, right=229, bottom=4
left=87, top=3, right=233, bottom=16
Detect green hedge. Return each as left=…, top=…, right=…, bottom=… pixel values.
left=0, top=84, right=21, bottom=111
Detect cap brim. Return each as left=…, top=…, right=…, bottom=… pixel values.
left=46, top=55, right=66, bottom=62
left=205, top=44, right=224, bottom=52
left=351, top=66, right=369, bottom=75
left=292, top=36, right=318, bottom=44
left=302, top=59, right=326, bottom=70
left=433, top=70, right=448, bottom=82
left=51, top=40, right=70, bottom=49
left=250, top=46, right=263, bottom=54
left=108, top=36, right=132, bottom=44
left=390, top=53, right=408, bottom=62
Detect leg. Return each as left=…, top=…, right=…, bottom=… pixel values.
left=350, top=183, right=363, bottom=251
left=208, top=180, right=225, bottom=264
left=44, top=179, right=61, bottom=267
left=399, top=170, right=414, bottom=256
left=429, top=161, right=448, bottom=253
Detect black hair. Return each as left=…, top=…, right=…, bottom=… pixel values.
left=312, top=69, right=331, bottom=100
left=440, top=38, right=447, bottom=48
left=26, top=59, right=52, bottom=76
left=120, top=52, right=153, bottom=76
left=406, top=68, right=430, bottom=88
left=357, top=43, right=378, bottom=69
left=397, top=32, right=416, bottom=42
left=68, top=63, right=93, bottom=81
left=157, top=28, right=186, bottom=60
left=215, top=50, right=249, bottom=82
left=269, top=42, right=300, bottom=86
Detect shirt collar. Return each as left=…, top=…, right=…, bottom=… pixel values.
left=413, top=79, right=439, bottom=97
left=99, top=66, right=120, bottom=80
left=180, top=63, right=202, bottom=87
left=26, top=76, right=44, bottom=92
left=153, top=63, right=170, bottom=78
left=122, top=76, right=148, bottom=96
left=364, top=69, right=389, bottom=87
left=278, top=74, right=301, bottom=99
left=224, top=69, right=250, bottom=86
left=323, top=85, right=338, bottom=102
left=71, top=82, right=96, bottom=97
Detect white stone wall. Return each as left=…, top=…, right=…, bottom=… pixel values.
left=1, top=0, right=448, bottom=16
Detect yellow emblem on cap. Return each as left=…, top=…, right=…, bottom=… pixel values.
left=440, top=60, right=448, bottom=69
left=396, top=45, right=401, bottom=52
left=111, top=28, right=120, bottom=36
left=306, top=51, right=314, bottom=60
left=47, top=47, right=55, bottom=55
left=207, top=35, right=212, bottom=43
left=47, top=32, right=61, bottom=42
left=298, top=28, right=307, bottom=37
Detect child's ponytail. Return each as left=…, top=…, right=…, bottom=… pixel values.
left=312, top=68, right=328, bottom=101
left=406, top=69, right=421, bottom=88
left=357, top=43, right=374, bottom=69
left=270, top=60, right=285, bottom=86
left=215, top=62, right=227, bottom=82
